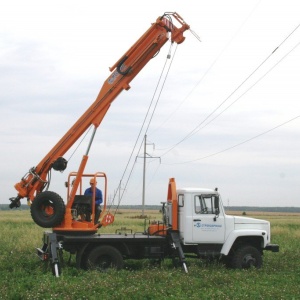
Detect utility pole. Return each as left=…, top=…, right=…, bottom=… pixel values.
left=142, top=136, right=147, bottom=217
left=138, top=134, right=160, bottom=217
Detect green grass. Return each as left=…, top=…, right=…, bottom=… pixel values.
left=0, top=210, right=299, bottom=299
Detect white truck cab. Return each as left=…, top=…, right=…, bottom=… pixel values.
left=165, top=182, right=279, bottom=268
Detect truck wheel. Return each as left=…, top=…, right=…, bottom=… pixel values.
left=86, top=245, right=124, bottom=271
left=231, top=245, right=262, bottom=269
left=31, top=191, right=65, bottom=228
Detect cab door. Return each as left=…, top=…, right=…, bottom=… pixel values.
left=192, top=194, right=225, bottom=243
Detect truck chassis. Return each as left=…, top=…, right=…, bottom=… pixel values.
left=37, top=225, right=278, bottom=277
left=37, top=229, right=189, bottom=276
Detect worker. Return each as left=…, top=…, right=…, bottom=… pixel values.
left=84, top=178, right=102, bottom=224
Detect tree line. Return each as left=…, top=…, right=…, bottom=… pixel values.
left=1, top=204, right=300, bottom=212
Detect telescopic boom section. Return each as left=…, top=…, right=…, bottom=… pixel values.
left=10, top=12, right=190, bottom=207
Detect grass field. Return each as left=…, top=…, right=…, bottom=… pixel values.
left=0, top=209, right=299, bottom=299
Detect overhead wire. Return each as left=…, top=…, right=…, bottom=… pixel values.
left=158, top=21, right=300, bottom=158
left=111, top=11, right=300, bottom=209
left=164, top=115, right=300, bottom=165
left=193, top=39, right=300, bottom=133
left=149, top=0, right=262, bottom=139
left=111, top=2, right=266, bottom=205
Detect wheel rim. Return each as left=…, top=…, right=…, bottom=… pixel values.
left=40, top=201, right=55, bottom=218
left=242, top=254, right=256, bottom=268
left=95, top=255, right=113, bottom=270
left=44, top=206, right=54, bottom=216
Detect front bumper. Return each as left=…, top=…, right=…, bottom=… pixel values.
left=265, top=244, right=279, bottom=252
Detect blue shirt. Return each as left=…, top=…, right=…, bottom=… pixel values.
left=84, top=187, right=103, bottom=206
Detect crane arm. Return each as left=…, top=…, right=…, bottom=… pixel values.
left=10, top=12, right=190, bottom=208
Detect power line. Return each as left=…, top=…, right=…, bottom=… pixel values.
left=158, top=21, right=300, bottom=157
left=164, top=115, right=300, bottom=165
left=149, top=0, right=262, bottom=139
left=189, top=39, right=300, bottom=133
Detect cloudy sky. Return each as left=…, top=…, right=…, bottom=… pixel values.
left=1, top=0, right=300, bottom=208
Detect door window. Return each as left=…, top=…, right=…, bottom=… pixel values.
left=194, top=195, right=218, bottom=214
left=178, top=194, right=184, bottom=207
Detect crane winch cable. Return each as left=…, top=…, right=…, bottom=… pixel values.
left=145, top=44, right=179, bottom=134
left=106, top=42, right=177, bottom=213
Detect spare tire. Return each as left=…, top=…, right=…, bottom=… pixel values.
left=31, top=191, right=65, bottom=228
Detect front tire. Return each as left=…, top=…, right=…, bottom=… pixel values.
left=31, top=191, right=65, bottom=228
left=230, top=245, right=262, bottom=269
left=85, top=245, right=124, bottom=271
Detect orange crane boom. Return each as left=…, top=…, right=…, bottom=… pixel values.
left=9, top=12, right=190, bottom=231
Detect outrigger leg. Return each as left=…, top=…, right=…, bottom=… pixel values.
left=168, top=230, right=188, bottom=273
left=37, top=232, right=62, bottom=277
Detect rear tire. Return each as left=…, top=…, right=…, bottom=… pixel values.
left=230, top=245, right=262, bottom=269
left=31, top=191, right=65, bottom=228
left=85, top=245, right=124, bottom=271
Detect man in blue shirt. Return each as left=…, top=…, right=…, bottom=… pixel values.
left=84, top=178, right=102, bottom=224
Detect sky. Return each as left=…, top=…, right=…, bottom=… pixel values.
left=1, top=0, right=300, bottom=208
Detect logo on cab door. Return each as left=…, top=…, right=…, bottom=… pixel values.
left=194, top=222, right=222, bottom=231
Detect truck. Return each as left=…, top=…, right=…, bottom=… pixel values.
left=38, top=177, right=279, bottom=276
left=9, top=12, right=279, bottom=277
